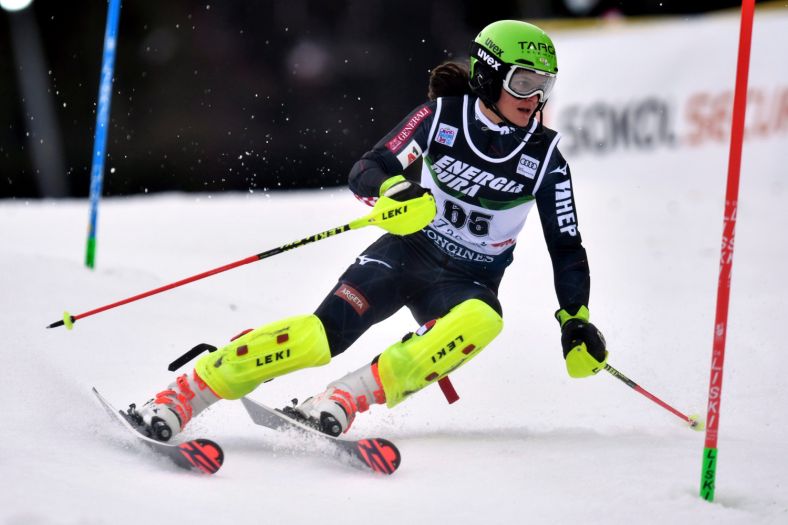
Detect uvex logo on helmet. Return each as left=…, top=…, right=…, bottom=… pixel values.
left=483, top=38, right=504, bottom=57
left=475, top=47, right=502, bottom=71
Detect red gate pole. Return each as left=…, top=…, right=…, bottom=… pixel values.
left=700, top=0, right=756, bottom=503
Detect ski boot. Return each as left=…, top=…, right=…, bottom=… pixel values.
left=283, top=360, right=386, bottom=436
left=126, top=401, right=182, bottom=442
left=127, top=370, right=220, bottom=442
left=283, top=389, right=354, bottom=437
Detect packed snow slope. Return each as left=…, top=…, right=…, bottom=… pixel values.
left=3, top=9, right=788, bottom=525
left=1, top=165, right=787, bottom=524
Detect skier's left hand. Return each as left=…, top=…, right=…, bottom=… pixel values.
left=556, top=306, right=607, bottom=378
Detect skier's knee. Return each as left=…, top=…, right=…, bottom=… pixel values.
left=377, top=298, right=503, bottom=407
left=195, top=314, right=331, bottom=399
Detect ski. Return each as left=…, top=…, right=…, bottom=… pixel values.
left=92, top=387, right=224, bottom=475
left=240, top=396, right=401, bottom=475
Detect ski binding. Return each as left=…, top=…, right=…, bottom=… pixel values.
left=240, top=396, right=400, bottom=475
left=92, top=387, right=224, bottom=475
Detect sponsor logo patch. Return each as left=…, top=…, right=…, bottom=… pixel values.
left=554, top=180, right=577, bottom=236
left=424, top=228, right=495, bottom=263
left=431, top=155, right=526, bottom=198
left=435, top=124, right=458, bottom=147
left=549, top=163, right=568, bottom=176
left=334, top=283, right=370, bottom=315
left=517, top=154, right=540, bottom=179
left=386, top=107, right=432, bottom=153
left=395, top=140, right=423, bottom=169
left=357, top=255, right=393, bottom=269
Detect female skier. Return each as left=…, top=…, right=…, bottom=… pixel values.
left=130, top=19, right=608, bottom=441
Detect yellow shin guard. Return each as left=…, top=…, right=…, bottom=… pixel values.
left=195, top=314, right=331, bottom=400
left=377, top=299, right=503, bottom=407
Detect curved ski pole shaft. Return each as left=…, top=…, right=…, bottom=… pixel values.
left=46, top=202, right=404, bottom=330
left=604, top=364, right=701, bottom=429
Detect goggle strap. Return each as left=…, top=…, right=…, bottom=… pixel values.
left=469, top=41, right=505, bottom=74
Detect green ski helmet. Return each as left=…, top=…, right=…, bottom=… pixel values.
left=469, top=20, right=558, bottom=112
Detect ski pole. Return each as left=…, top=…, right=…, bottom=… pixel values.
left=604, top=363, right=703, bottom=430
left=46, top=194, right=435, bottom=330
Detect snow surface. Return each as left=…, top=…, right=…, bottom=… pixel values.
left=2, top=162, right=787, bottom=524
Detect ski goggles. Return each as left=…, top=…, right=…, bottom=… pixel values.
left=502, top=66, right=556, bottom=102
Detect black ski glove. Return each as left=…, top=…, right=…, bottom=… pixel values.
left=556, top=305, right=608, bottom=378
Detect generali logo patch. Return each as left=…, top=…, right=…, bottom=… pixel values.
left=334, top=283, right=370, bottom=315
left=386, top=107, right=432, bottom=153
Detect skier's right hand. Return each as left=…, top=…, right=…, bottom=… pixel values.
left=367, top=175, right=436, bottom=236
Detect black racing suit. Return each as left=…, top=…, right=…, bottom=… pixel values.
left=315, top=95, right=590, bottom=356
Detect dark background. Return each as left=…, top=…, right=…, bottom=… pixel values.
left=1, top=0, right=749, bottom=198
